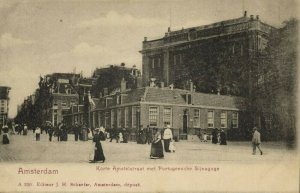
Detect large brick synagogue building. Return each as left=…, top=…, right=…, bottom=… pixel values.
left=140, top=11, right=276, bottom=96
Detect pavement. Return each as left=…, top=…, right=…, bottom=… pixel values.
left=0, top=132, right=297, bottom=164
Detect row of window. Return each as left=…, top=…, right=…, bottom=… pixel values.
left=85, top=106, right=238, bottom=129
left=95, top=106, right=140, bottom=129
left=149, top=107, right=238, bottom=128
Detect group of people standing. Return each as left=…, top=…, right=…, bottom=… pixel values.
left=150, top=125, right=175, bottom=159
left=211, top=128, right=227, bottom=145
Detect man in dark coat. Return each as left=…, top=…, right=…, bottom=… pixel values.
left=73, top=122, right=80, bottom=141
left=48, top=124, right=54, bottom=142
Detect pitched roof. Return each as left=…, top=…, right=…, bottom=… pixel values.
left=144, top=87, right=246, bottom=110
left=93, top=87, right=246, bottom=110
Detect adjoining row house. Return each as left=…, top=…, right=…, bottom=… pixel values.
left=0, top=86, right=11, bottom=126
left=63, top=81, right=249, bottom=141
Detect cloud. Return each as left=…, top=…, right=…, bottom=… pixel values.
left=0, top=33, right=33, bottom=49
left=78, top=10, right=168, bottom=28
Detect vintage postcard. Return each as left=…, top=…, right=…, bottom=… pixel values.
left=0, top=0, right=299, bottom=192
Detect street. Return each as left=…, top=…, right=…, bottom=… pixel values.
left=0, top=132, right=296, bottom=164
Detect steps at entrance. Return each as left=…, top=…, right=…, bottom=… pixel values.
left=187, top=135, right=200, bottom=142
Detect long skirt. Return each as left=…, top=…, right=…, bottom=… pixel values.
left=36, top=133, right=40, bottom=141
left=150, top=140, right=164, bottom=158
left=94, top=143, right=105, bottom=162
left=2, top=134, right=9, bottom=144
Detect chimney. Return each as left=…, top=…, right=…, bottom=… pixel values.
left=256, top=15, right=259, bottom=20
left=144, top=37, right=147, bottom=42
left=250, top=15, right=254, bottom=20
left=103, top=88, right=108, bottom=96
left=161, top=82, right=165, bottom=88
left=120, top=78, right=126, bottom=92
left=168, top=27, right=171, bottom=32
left=244, top=11, right=247, bottom=17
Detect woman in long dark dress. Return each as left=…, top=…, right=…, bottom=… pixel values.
left=90, top=128, right=105, bottom=163
left=2, top=125, right=9, bottom=144
left=220, top=130, right=227, bottom=145
left=150, top=129, right=164, bottom=159
left=212, top=128, right=218, bottom=144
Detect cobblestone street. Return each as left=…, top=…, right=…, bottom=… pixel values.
left=0, top=132, right=296, bottom=164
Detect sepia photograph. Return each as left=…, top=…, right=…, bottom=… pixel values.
left=0, top=0, right=299, bottom=192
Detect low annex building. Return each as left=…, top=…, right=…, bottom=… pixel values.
left=63, top=86, right=248, bottom=141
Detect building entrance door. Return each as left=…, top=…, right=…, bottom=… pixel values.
left=183, top=114, right=188, bottom=134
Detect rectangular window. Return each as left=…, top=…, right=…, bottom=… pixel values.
left=125, top=107, right=129, bottom=128
left=232, top=112, right=238, bottom=128
left=187, top=94, right=192, bottom=104
left=132, top=106, right=137, bottom=128
left=149, top=106, right=159, bottom=127
left=193, top=109, right=200, bottom=127
left=111, top=109, right=115, bottom=128
left=207, top=110, right=214, bottom=128
left=163, top=107, right=172, bottom=127
left=116, top=95, right=121, bottom=105
left=157, top=58, right=161, bottom=68
left=117, top=108, right=121, bottom=128
left=221, top=112, right=227, bottom=128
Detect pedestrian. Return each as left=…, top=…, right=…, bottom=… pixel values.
left=145, top=125, right=152, bottom=145
left=56, top=126, right=61, bottom=142
left=212, top=128, right=218, bottom=144
left=90, top=128, right=105, bottom=163
left=252, top=127, right=263, bottom=155
left=163, top=125, right=173, bottom=152
left=220, top=129, right=227, bottom=145
left=82, top=124, right=88, bottom=141
left=150, top=128, right=164, bottom=159
left=109, top=128, right=118, bottom=143
left=73, top=122, right=80, bottom=141
left=23, top=124, right=28, bottom=135
left=2, top=125, right=10, bottom=144
left=61, top=123, right=68, bottom=141
left=48, top=124, right=54, bottom=142
left=35, top=127, right=41, bottom=141
left=121, top=128, right=128, bottom=143
left=169, top=139, right=176, bottom=153
left=87, top=128, right=93, bottom=140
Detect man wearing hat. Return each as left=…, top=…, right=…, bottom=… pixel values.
left=252, top=126, right=263, bottom=155
left=163, top=125, right=173, bottom=152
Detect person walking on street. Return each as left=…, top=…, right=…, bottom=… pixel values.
left=23, top=124, right=28, bottom=135
left=90, top=128, right=105, bottom=163
left=48, top=124, right=54, bottom=142
left=163, top=125, right=173, bottom=152
left=74, top=122, right=80, bottom=141
left=2, top=125, right=10, bottom=144
left=220, top=129, right=227, bottom=145
left=150, top=128, right=164, bottom=159
left=212, top=128, right=218, bottom=144
left=252, top=127, right=263, bottom=155
left=35, top=127, right=41, bottom=141
left=145, top=125, right=152, bottom=145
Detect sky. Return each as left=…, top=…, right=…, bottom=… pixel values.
left=0, top=0, right=298, bottom=118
